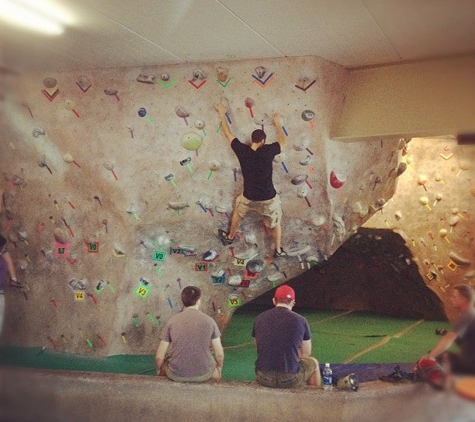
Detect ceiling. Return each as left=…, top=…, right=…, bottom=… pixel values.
left=1, top=0, right=475, bottom=75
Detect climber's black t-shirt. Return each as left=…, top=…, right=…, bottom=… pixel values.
left=231, top=138, right=280, bottom=201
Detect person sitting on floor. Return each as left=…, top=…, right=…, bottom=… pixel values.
left=252, top=284, right=321, bottom=388
left=155, top=286, right=224, bottom=382
left=422, top=284, right=475, bottom=374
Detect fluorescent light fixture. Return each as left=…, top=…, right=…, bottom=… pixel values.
left=0, top=0, right=73, bottom=35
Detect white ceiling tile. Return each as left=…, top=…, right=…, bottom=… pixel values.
left=362, top=0, right=475, bottom=60
left=219, top=0, right=401, bottom=67
left=0, top=0, right=474, bottom=73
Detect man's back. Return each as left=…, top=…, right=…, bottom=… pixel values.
left=455, top=309, right=475, bottom=369
left=231, top=138, right=280, bottom=201
left=253, top=306, right=311, bottom=373
left=161, top=308, right=219, bottom=377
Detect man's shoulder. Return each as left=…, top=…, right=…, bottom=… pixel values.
left=230, top=137, right=241, bottom=147
left=263, top=142, right=280, bottom=154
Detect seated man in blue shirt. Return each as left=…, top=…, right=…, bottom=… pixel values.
left=252, top=285, right=321, bottom=388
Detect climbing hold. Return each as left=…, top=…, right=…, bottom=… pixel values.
left=136, top=74, right=156, bottom=84
left=301, top=110, right=315, bottom=122
left=228, top=275, right=242, bottom=286
left=246, top=259, right=265, bottom=275
left=203, top=250, right=218, bottom=261
left=396, top=162, right=407, bottom=176
left=168, top=201, right=189, bottom=210
left=330, top=171, right=345, bottom=189
left=254, top=66, right=266, bottom=78
left=181, top=132, right=203, bottom=151
left=216, top=67, right=229, bottom=82
left=449, top=252, right=471, bottom=266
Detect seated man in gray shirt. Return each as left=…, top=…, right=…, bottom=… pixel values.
left=425, top=284, right=475, bottom=374
left=155, top=286, right=224, bottom=382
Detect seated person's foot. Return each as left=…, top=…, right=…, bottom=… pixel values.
left=273, top=249, right=287, bottom=258
left=217, top=229, right=234, bottom=245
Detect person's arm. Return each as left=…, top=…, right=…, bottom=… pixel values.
left=217, top=102, right=236, bottom=142
left=3, top=251, right=18, bottom=282
left=155, top=340, right=170, bottom=375
left=299, top=339, right=312, bottom=358
left=428, top=331, right=458, bottom=359
left=273, top=113, right=286, bottom=148
left=212, top=337, right=224, bottom=377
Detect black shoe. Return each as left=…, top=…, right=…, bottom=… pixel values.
left=273, top=249, right=287, bottom=258
left=217, top=229, right=234, bottom=245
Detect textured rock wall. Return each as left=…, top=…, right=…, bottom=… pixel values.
left=0, top=55, right=403, bottom=355
left=365, top=136, right=474, bottom=321
left=249, top=227, right=447, bottom=321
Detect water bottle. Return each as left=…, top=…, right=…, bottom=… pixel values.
left=323, top=363, right=333, bottom=391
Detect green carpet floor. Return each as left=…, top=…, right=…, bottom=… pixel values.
left=0, top=308, right=451, bottom=382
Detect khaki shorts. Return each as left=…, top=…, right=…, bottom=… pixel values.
left=256, top=357, right=317, bottom=388
left=163, top=356, right=216, bottom=382
left=235, top=194, right=282, bottom=229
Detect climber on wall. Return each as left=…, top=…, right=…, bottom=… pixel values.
left=215, top=100, right=287, bottom=258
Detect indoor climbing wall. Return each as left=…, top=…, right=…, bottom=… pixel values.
left=365, top=136, right=474, bottom=321
left=0, top=55, right=402, bottom=355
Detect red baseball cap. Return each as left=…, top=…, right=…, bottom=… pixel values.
left=274, top=285, right=295, bottom=300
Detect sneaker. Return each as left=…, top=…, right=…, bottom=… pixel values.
left=217, top=229, right=234, bottom=245
left=273, top=249, right=287, bottom=258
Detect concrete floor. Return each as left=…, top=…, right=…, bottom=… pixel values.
left=1, top=367, right=474, bottom=422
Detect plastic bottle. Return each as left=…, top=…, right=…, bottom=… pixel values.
left=323, top=363, right=333, bottom=391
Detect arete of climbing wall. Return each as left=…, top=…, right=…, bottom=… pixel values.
left=0, top=55, right=402, bottom=355
left=364, top=136, right=474, bottom=321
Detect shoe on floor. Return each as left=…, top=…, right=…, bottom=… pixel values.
left=217, top=229, right=234, bottom=245
left=416, top=356, right=447, bottom=390
left=273, top=249, right=287, bottom=258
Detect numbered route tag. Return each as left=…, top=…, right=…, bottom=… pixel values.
left=239, top=279, right=250, bottom=288
left=194, top=262, right=208, bottom=271
left=447, top=261, right=457, bottom=271
left=152, top=250, right=167, bottom=262
left=74, top=291, right=85, bottom=301
left=56, top=246, right=67, bottom=257
left=211, top=273, right=226, bottom=285
left=83, top=238, right=100, bottom=253
left=169, top=246, right=184, bottom=256
left=54, top=240, right=71, bottom=258
left=135, top=285, right=150, bottom=299
left=233, top=257, right=247, bottom=267
left=227, top=295, right=242, bottom=307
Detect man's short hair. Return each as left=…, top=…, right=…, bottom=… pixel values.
left=251, top=129, right=266, bottom=143
left=274, top=297, right=294, bottom=305
left=454, top=284, right=474, bottom=307
left=181, top=286, right=202, bottom=307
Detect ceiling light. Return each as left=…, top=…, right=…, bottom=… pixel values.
left=0, top=0, right=72, bottom=35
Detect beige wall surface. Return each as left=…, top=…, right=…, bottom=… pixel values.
left=364, top=136, right=475, bottom=321
left=334, top=55, right=475, bottom=139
